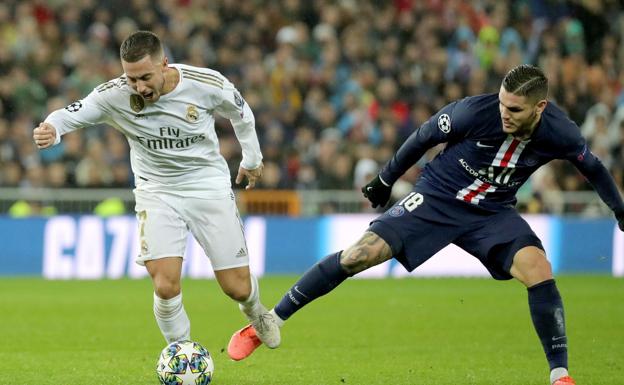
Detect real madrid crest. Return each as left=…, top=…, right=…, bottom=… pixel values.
left=186, top=104, right=199, bottom=122
left=130, top=94, right=145, bottom=113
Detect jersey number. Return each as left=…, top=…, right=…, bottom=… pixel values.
left=138, top=210, right=148, bottom=256
left=398, top=192, right=424, bottom=212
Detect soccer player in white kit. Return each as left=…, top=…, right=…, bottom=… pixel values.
left=33, top=30, right=280, bottom=349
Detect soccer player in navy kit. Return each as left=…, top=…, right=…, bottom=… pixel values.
left=228, top=65, right=624, bottom=384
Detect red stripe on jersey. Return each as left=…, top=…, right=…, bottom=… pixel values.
left=462, top=181, right=492, bottom=203
left=500, top=139, right=520, bottom=167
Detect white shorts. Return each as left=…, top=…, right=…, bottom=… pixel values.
left=133, top=189, right=249, bottom=271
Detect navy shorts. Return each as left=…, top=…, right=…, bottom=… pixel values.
left=369, top=190, right=543, bottom=280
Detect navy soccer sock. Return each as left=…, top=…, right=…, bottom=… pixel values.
left=274, top=252, right=350, bottom=321
left=527, top=279, right=568, bottom=370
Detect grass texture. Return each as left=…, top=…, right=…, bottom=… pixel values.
left=0, top=276, right=622, bottom=384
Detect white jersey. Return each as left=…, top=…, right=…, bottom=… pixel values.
left=45, top=63, right=262, bottom=197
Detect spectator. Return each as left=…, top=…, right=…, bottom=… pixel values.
left=0, top=0, right=621, bottom=216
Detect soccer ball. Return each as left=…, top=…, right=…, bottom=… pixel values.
left=156, top=340, right=214, bottom=385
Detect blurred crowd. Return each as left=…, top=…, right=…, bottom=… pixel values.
left=1, top=0, right=624, bottom=214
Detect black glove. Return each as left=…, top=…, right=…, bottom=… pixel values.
left=616, top=211, right=624, bottom=232
left=361, top=175, right=392, bottom=208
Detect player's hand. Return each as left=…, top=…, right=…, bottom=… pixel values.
left=33, top=122, right=57, bottom=149
left=236, top=162, right=264, bottom=190
left=361, top=175, right=392, bottom=208
left=616, top=211, right=624, bottom=232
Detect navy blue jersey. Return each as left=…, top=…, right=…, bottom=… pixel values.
left=380, top=93, right=624, bottom=214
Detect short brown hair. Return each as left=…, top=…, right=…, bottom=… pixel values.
left=120, top=31, right=163, bottom=62
left=502, top=64, right=548, bottom=101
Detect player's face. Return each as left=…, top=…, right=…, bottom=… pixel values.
left=122, top=55, right=167, bottom=103
left=498, top=86, right=546, bottom=139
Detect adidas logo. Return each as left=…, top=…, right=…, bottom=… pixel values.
left=236, top=247, right=247, bottom=257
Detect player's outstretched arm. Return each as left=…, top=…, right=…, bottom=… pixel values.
left=33, top=122, right=58, bottom=149
left=236, top=162, right=264, bottom=190
left=570, top=149, right=624, bottom=230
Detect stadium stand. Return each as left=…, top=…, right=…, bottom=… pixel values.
left=0, top=0, right=623, bottom=215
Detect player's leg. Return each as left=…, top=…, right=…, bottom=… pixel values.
left=182, top=192, right=279, bottom=351
left=227, top=231, right=393, bottom=360
left=271, top=191, right=459, bottom=324
left=270, top=230, right=392, bottom=323
left=145, top=256, right=191, bottom=343
left=228, top=190, right=458, bottom=360
left=511, top=246, right=574, bottom=385
left=134, top=191, right=191, bottom=344
left=456, top=209, right=574, bottom=384
left=214, top=265, right=280, bottom=349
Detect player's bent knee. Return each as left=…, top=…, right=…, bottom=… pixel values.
left=529, top=258, right=551, bottom=278
left=531, top=259, right=553, bottom=281
left=218, top=277, right=251, bottom=302
left=154, top=280, right=181, bottom=299
left=511, top=246, right=553, bottom=287
left=214, top=267, right=252, bottom=302
left=222, top=286, right=249, bottom=302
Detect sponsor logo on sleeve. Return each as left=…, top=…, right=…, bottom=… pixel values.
left=437, top=113, right=451, bottom=133
left=234, top=92, right=245, bottom=118
left=234, top=92, right=245, bottom=108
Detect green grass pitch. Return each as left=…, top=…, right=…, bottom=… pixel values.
left=0, top=276, right=622, bottom=384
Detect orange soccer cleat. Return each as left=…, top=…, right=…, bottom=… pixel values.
left=227, top=324, right=262, bottom=361
left=553, top=376, right=576, bottom=385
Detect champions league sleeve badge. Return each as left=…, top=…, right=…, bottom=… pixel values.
left=437, top=113, right=451, bottom=133
left=65, top=101, right=83, bottom=112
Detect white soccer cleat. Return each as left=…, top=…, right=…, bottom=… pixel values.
left=251, top=309, right=281, bottom=349
left=239, top=304, right=281, bottom=349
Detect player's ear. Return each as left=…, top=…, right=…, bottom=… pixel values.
left=535, top=99, right=547, bottom=114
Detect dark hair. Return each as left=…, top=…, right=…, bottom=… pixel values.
left=120, top=31, right=163, bottom=62
left=502, top=64, right=548, bottom=101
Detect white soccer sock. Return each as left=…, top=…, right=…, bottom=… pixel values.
left=550, top=367, right=569, bottom=384
left=238, top=274, right=265, bottom=319
left=153, top=292, right=191, bottom=343
left=269, top=308, right=285, bottom=328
